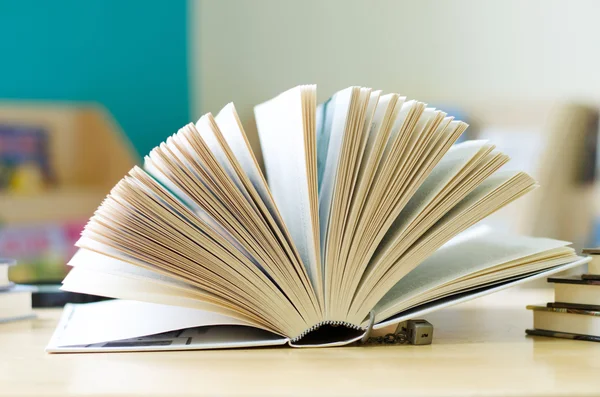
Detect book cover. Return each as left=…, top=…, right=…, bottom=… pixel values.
left=547, top=276, right=600, bottom=286
left=582, top=274, right=600, bottom=281
left=548, top=302, right=600, bottom=311
left=525, top=328, right=600, bottom=343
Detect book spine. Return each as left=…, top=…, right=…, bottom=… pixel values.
left=582, top=274, right=600, bottom=281
left=290, top=320, right=365, bottom=343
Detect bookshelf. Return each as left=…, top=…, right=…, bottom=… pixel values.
left=0, top=102, right=138, bottom=282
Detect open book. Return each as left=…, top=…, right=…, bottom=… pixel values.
left=47, top=85, right=588, bottom=352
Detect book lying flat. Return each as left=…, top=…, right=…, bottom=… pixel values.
left=0, top=285, right=36, bottom=323
left=527, top=305, right=600, bottom=339
left=48, top=85, right=588, bottom=352
left=581, top=248, right=600, bottom=275
left=0, top=259, right=15, bottom=291
left=582, top=274, right=600, bottom=280
left=525, top=328, right=600, bottom=343
left=547, top=276, right=600, bottom=309
left=548, top=302, right=600, bottom=311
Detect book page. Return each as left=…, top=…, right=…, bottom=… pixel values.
left=348, top=171, right=537, bottom=322
left=69, top=247, right=198, bottom=290
left=254, top=86, right=321, bottom=294
left=64, top=248, right=266, bottom=325
left=316, top=97, right=334, bottom=192
left=197, top=113, right=321, bottom=319
left=47, top=300, right=288, bottom=352
left=373, top=140, right=494, bottom=257
left=317, top=87, right=356, bottom=252
left=372, top=226, right=574, bottom=322
left=215, top=103, right=287, bottom=232
left=78, top=165, right=309, bottom=337
left=196, top=114, right=254, bottom=204
left=340, top=110, right=467, bottom=318
left=371, top=256, right=589, bottom=330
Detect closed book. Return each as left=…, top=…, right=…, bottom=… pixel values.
left=527, top=305, right=600, bottom=338
left=0, top=259, right=15, bottom=291
left=582, top=274, right=600, bottom=281
left=525, top=328, right=600, bottom=342
left=547, top=276, right=600, bottom=307
left=548, top=302, right=600, bottom=311
left=0, top=285, right=36, bottom=323
left=581, top=249, right=600, bottom=275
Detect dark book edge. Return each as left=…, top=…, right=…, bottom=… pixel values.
left=547, top=302, right=600, bottom=311
left=547, top=277, right=600, bottom=286
left=582, top=274, right=600, bottom=280
left=582, top=248, right=600, bottom=254
left=526, top=328, right=600, bottom=342
left=527, top=305, right=600, bottom=316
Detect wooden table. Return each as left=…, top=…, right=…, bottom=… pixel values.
left=1, top=288, right=599, bottom=397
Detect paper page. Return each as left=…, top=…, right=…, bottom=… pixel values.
left=372, top=226, right=572, bottom=321
left=317, top=87, right=355, bottom=254
left=348, top=170, right=536, bottom=322
left=68, top=248, right=193, bottom=289
left=78, top=166, right=306, bottom=337
left=316, top=97, right=335, bottom=192
left=62, top=265, right=263, bottom=325
left=47, top=301, right=287, bottom=353
left=47, top=299, right=282, bottom=348
left=212, top=104, right=321, bottom=313
left=196, top=114, right=253, bottom=204
left=374, top=140, right=492, bottom=256
left=143, top=158, right=253, bottom=260
left=254, top=86, right=320, bottom=285
left=352, top=94, right=402, bottom=200
left=371, top=256, right=589, bottom=330
left=215, top=103, right=286, bottom=230
left=48, top=325, right=288, bottom=353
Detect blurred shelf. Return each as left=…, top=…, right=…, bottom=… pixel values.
left=0, top=187, right=106, bottom=224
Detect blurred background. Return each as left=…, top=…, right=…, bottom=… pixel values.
left=1, top=0, right=600, bottom=286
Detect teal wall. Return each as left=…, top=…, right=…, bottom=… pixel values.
left=0, top=0, right=190, bottom=155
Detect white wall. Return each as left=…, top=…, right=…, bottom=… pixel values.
left=192, top=0, right=600, bottom=153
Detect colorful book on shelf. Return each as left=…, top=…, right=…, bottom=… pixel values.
left=0, top=124, right=53, bottom=192
left=46, top=85, right=588, bottom=353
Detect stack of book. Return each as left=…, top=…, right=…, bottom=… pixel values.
left=0, top=259, right=35, bottom=323
left=527, top=248, right=600, bottom=342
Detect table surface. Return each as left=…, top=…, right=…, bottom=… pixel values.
left=1, top=288, right=599, bottom=397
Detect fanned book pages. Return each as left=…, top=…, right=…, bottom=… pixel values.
left=47, top=85, right=589, bottom=353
